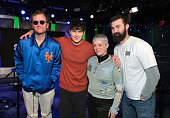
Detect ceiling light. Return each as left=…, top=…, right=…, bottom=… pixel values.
left=21, top=10, right=25, bottom=15
left=80, top=18, right=83, bottom=21
left=25, top=16, right=30, bottom=20
left=51, top=13, right=55, bottom=18
left=66, top=21, right=70, bottom=24
left=90, top=14, right=94, bottom=19
left=129, top=7, right=138, bottom=13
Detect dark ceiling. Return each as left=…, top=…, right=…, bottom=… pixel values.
left=0, top=0, right=170, bottom=25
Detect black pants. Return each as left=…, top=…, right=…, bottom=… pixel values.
left=59, top=87, right=87, bottom=118
left=88, top=92, right=114, bottom=118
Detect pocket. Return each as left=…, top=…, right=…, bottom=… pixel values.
left=22, top=74, right=30, bottom=90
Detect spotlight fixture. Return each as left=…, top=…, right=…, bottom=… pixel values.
left=90, top=14, right=94, bottom=19
left=51, top=13, right=55, bottom=18
left=129, top=7, right=138, bottom=13
left=66, top=21, right=70, bottom=24
left=21, top=9, right=26, bottom=15
left=80, top=18, right=83, bottom=21
left=25, top=16, right=30, bottom=20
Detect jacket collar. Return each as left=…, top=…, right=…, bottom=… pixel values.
left=30, top=33, right=50, bottom=49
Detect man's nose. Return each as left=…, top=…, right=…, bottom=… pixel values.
left=75, top=31, right=79, bottom=36
left=114, top=28, right=119, bottom=33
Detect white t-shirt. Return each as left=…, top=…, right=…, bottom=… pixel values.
left=114, top=36, right=157, bottom=100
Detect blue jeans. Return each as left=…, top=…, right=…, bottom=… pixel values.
left=122, top=93, right=156, bottom=118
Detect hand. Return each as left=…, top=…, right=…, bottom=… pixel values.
left=108, top=112, right=116, bottom=118
left=140, top=96, right=146, bottom=101
left=111, top=55, right=121, bottom=67
left=20, top=30, right=34, bottom=40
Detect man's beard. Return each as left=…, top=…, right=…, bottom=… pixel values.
left=112, top=29, right=126, bottom=43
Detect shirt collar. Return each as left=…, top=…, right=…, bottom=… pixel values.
left=30, top=33, right=50, bottom=49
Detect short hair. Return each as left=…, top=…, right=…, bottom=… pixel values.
left=31, top=10, right=49, bottom=23
left=109, top=14, right=128, bottom=26
left=70, top=19, right=85, bottom=31
left=92, top=34, right=108, bottom=46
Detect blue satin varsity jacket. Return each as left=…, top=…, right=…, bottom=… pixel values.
left=14, top=33, right=61, bottom=94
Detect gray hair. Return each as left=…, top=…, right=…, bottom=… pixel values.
left=92, top=34, right=108, bottom=46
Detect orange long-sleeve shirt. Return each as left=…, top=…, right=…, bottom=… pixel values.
left=54, top=37, right=95, bottom=92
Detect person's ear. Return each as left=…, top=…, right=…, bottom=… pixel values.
left=106, top=43, right=109, bottom=48
left=47, top=23, right=49, bottom=29
left=126, top=24, right=129, bottom=30
left=83, top=31, right=85, bottom=35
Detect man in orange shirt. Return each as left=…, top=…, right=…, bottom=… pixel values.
left=55, top=20, right=95, bottom=118
left=21, top=19, right=120, bottom=118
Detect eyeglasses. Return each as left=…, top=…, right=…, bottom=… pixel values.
left=33, top=20, right=46, bottom=25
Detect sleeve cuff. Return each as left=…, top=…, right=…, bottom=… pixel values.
left=141, top=92, right=154, bottom=100
left=109, top=106, right=119, bottom=115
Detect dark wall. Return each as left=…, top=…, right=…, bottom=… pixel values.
left=0, top=28, right=65, bottom=67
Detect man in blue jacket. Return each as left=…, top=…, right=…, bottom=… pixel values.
left=14, top=10, right=61, bottom=118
